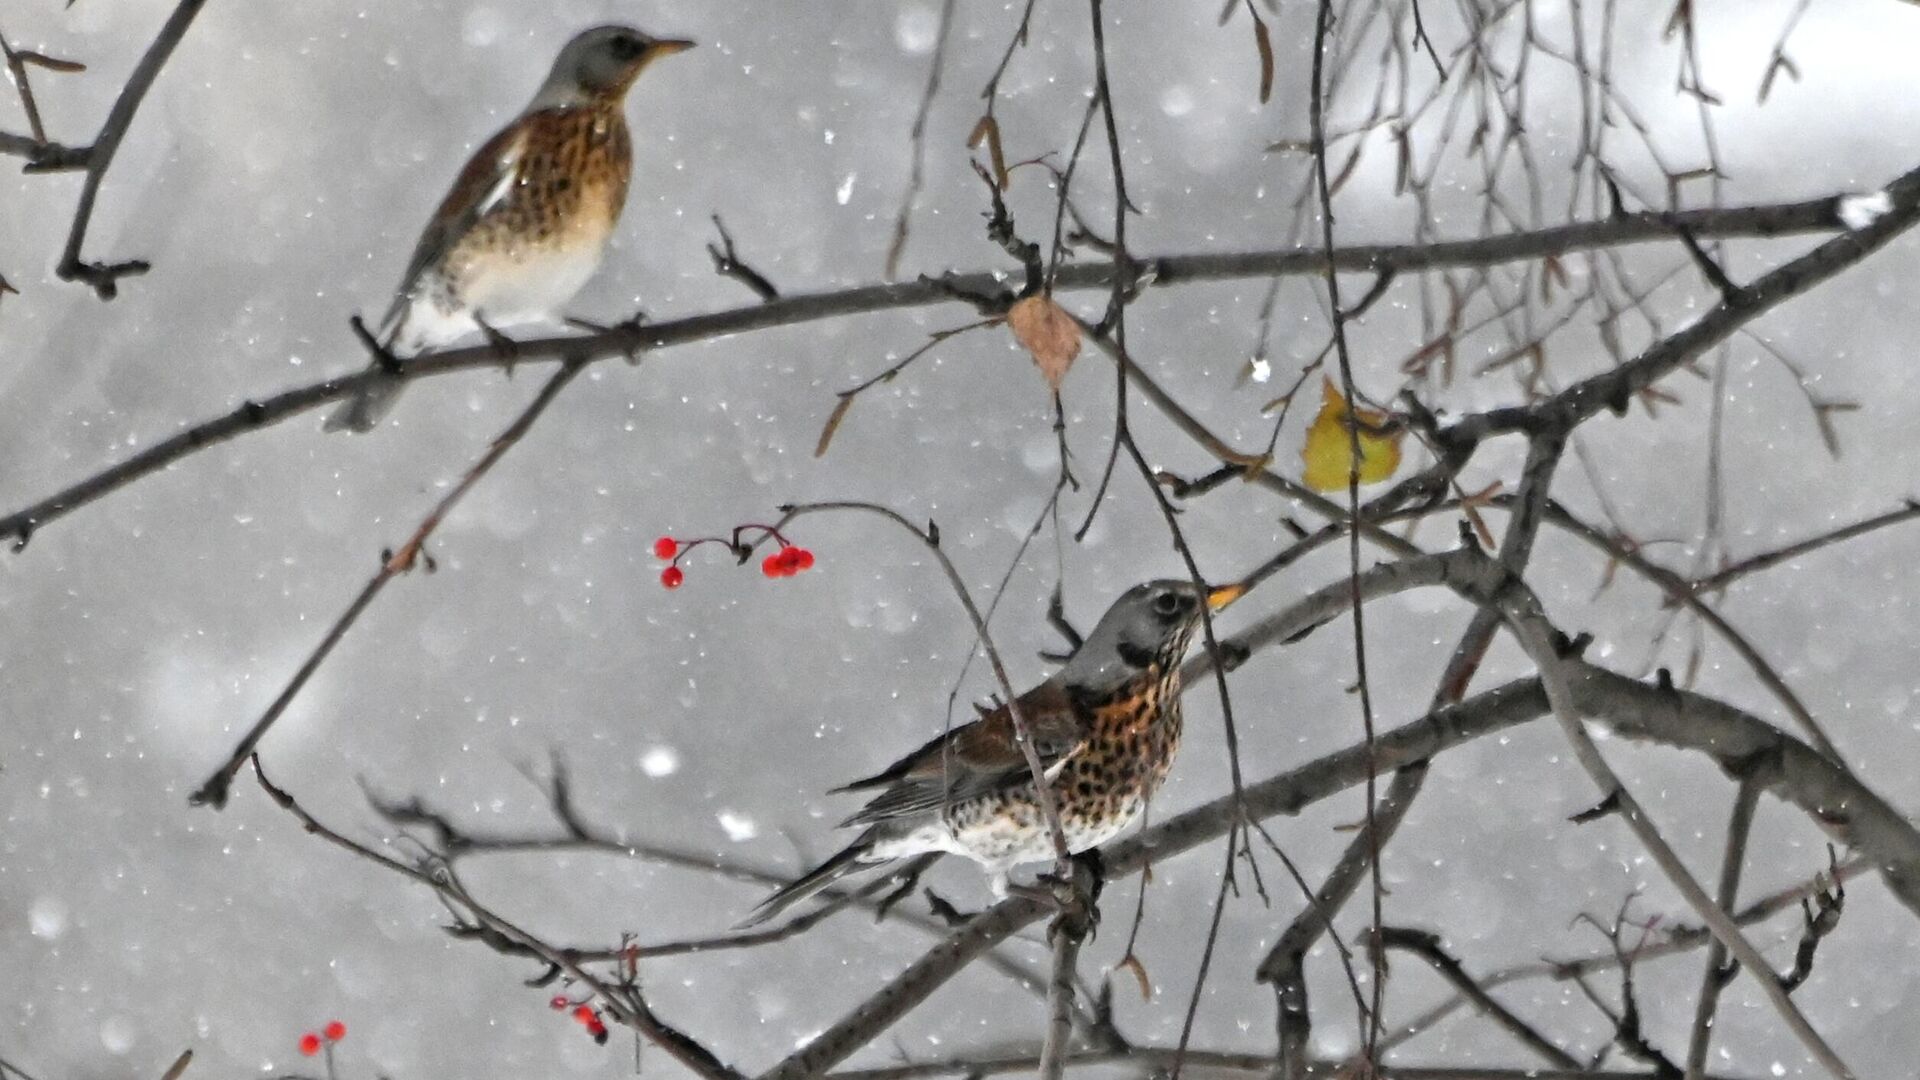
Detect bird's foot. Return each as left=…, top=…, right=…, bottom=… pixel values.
left=349, top=314, right=405, bottom=375
left=1010, top=851, right=1105, bottom=940
left=1211, top=638, right=1254, bottom=671
left=476, top=317, right=521, bottom=376
left=921, top=888, right=974, bottom=928
left=567, top=310, right=650, bottom=364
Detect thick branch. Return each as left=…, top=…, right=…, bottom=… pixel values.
left=1470, top=552, right=1856, bottom=1078
left=0, top=183, right=1895, bottom=551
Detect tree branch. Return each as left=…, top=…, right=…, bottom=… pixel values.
left=189, top=360, right=587, bottom=808
left=52, top=0, right=210, bottom=298
left=1, top=181, right=1899, bottom=551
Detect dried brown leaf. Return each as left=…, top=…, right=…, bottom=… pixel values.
left=1248, top=2, right=1274, bottom=104
left=18, top=50, right=86, bottom=73
left=967, top=114, right=1009, bottom=190
left=815, top=395, right=856, bottom=457
left=1116, top=952, right=1153, bottom=1001
left=1006, top=294, right=1081, bottom=390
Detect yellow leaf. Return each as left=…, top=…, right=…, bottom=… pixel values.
left=1300, top=378, right=1403, bottom=491
left=1006, top=295, right=1081, bottom=390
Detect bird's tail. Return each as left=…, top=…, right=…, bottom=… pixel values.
left=324, top=308, right=409, bottom=434
left=322, top=376, right=404, bottom=434
left=736, top=832, right=884, bottom=930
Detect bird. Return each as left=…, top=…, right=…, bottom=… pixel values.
left=324, top=25, right=693, bottom=433
left=738, top=577, right=1246, bottom=928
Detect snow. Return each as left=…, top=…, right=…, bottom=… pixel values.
left=1839, top=190, right=1894, bottom=230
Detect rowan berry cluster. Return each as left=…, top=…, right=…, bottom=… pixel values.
left=297, top=1020, right=346, bottom=1056
left=550, top=995, right=610, bottom=1044
left=651, top=524, right=815, bottom=590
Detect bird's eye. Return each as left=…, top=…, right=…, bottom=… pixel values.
left=1151, top=592, right=1184, bottom=618
left=612, top=35, right=644, bottom=60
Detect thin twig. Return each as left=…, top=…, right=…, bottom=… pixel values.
left=1309, top=0, right=1391, bottom=1057
left=776, top=500, right=1073, bottom=870
left=189, top=359, right=587, bottom=808
left=249, top=758, right=743, bottom=1079
left=54, top=0, right=211, bottom=298
left=1378, top=927, right=1582, bottom=1069
left=884, top=0, right=958, bottom=280
left=1684, top=777, right=1760, bottom=1078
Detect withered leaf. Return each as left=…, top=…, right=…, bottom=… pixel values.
left=814, top=394, right=856, bottom=458
left=1300, top=378, right=1404, bottom=491
left=967, top=114, right=1009, bottom=190
left=1006, top=294, right=1081, bottom=391
left=1115, top=952, right=1153, bottom=1001
left=18, top=51, right=86, bottom=73
left=1248, top=1, right=1274, bottom=104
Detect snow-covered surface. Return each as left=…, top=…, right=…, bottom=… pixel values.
left=4, top=1, right=1920, bottom=1077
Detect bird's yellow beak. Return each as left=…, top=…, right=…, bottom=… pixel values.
left=1206, top=582, right=1247, bottom=611
left=649, top=38, right=696, bottom=57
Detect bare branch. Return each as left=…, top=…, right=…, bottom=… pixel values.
left=0, top=183, right=1902, bottom=551
left=52, top=0, right=211, bottom=298
left=190, top=359, right=587, bottom=808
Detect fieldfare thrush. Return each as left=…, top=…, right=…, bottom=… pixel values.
left=739, top=577, right=1246, bottom=928
left=325, top=25, right=693, bottom=432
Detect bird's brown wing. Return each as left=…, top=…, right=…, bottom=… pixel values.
left=380, top=119, right=534, bottom=338
left=837, top=682, right=1087, bottom=826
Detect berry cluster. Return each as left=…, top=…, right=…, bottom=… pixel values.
left=297, top=1020, right=347, bottom=1056
left=651, top=525, right=816, bottom=590
left=550, top=995, right=610, bottom=1044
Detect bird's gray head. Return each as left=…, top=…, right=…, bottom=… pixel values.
left=534, top=25, right=693, bottom=107
left=1057, top=578, right=1245, bottom=690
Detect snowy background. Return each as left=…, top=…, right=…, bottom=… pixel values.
left=4, top=0, right=1920, bottom=1076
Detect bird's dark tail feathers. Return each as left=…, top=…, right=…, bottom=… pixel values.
left=322, top=377, right=404, bottom=434
left=736, top=832, right=883, bottom=930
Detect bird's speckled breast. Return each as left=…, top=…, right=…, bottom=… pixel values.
left=442, top=102, right=633, bottom=321
left=945, top=666, right=1184, bottom=868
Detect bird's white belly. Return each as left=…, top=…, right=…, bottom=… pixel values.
left=462, top=242, right=605, bottom=325
left=868, top=796, right=1148, bottom=873
left=396, top=243, right=604, bottom=351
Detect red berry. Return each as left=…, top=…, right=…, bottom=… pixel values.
left=298, top=1034, right=322, bottom=1057
left=588, top=1021, right=609, bottom=1045
left=793, top=548, right=815, bottom=571
left=652, top=536, right=677, bottom=560
left=762, top=554, right=783, bottom=578
left=550, top=996, right=569, bottom=1010
left=573, top=1005, right=596, bottom=1023
left=324, top=1021, right=347, bottom=1042
left=660, top=566, right=684, bottom=589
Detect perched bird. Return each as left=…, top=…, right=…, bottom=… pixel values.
left=325, top=25, right=693, bottom=433
left=739, top=578, right=1245, bottom=928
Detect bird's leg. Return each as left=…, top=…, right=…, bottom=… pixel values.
left=1009, top=852, right=1105, bottom=941
left=474, top=314, right=521, bottom=376
left=920, top=888, right=974, bottom=928
left=348, top=314, right=406, bottom=376
left=872, top=853, right=940, bottom=922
